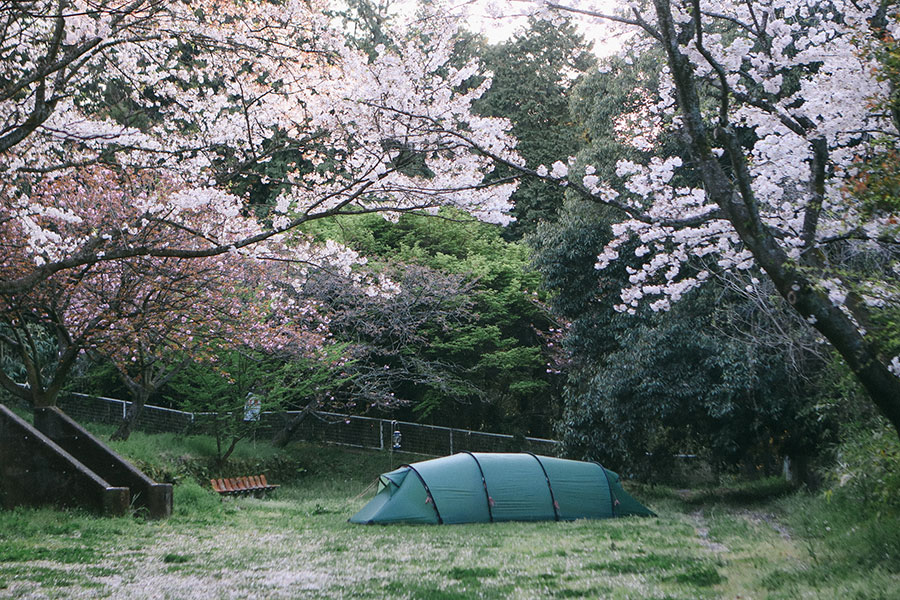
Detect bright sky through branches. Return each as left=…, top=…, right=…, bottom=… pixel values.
left=389, top=0, right=622, bottom=53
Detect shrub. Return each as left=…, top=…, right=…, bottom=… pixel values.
left=778, top=422, right=900, bottom=576
left=172, top=481, right=222, bottom=519
left=828, top=421, right=900, bottom=513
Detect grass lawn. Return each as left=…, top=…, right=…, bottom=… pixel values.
left=1, top=436, right=898, bottom=599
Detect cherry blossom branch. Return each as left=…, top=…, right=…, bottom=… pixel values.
left=815, top=230, right=900, bottom=247
left=715, top=83, right=811, bottom=137
left=0, top=0, right=160, bottom=104
left=801, top=137, right=828, bottom=249
left=446, top=119, right=724, bottom=228
left=698, top=9, right=755, bottom=35
left=690, top=0, right=730, bottom=127
left=539, top=0, right=662, bottom=41
left=0, top=161, right=468, bottom=296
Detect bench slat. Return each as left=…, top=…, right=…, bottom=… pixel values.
left=211, top=475, right=277, bottom=496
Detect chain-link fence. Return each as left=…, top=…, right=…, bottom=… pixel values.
left=57, top=392, right=562, bottom=457
left=58, top=393, right=193, bottom=434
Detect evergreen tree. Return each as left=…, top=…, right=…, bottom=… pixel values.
left=473, top=17, right=595, bottom=238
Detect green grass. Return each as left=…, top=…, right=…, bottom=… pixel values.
left=1, top=433, right=898, bottom=598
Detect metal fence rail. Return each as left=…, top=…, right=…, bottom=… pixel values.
left=58, top=393, right=194, bottom=434
left=58, top=393, right=562, bottom=457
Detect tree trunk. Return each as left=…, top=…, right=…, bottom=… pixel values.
left=31, top=389, right=55, bottom=408
left=111, top=390, right=149, bottom=441
left=111, top=403, right=138, bottom=441
left=219, top=434, right=243, bottom=466
left=652, top=0, right=900, bottom=440
left=271, top=397, right=320, bottom=448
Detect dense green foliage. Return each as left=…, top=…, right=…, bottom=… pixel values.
left=773, top=424, right=900, bottom=594
left=165, top=350, right=285, bottom=463
left=556, top=288, right=835, bottom=478
left=304, top=210, right=562, bottom=436
left=531, top=191, right=836, bottom=478
left=470, top=17, right=595, bottom=239
left=827, top=420, right=900, bottom=513
left=0, top=324, right=57, bottom=392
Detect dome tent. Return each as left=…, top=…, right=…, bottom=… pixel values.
left=349, top=452, right=655, bottom=525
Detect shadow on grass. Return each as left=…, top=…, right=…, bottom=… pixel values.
left=634, top=477, right=797, bottom=507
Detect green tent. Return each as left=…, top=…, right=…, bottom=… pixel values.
left=349, top=452, right=655, bottom=525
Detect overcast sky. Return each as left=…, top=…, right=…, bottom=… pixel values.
left=454, top=0, right=623, bottom=55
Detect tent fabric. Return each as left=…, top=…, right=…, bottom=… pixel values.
left=349, top=452, right=655, bottom=525
left=412, top=453, right=490, bottom=524
left=350, top=466, right=438, bottom=524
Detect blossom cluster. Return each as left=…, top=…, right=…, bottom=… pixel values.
left=1, top=0, right=519, bottom=287
left=517, top=0, right=898, bottom=321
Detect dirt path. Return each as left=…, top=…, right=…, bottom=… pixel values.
left=690, top=509, right=730, bottom=553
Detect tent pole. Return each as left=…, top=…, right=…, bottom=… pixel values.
left=527, top=452, right=560, bottom=521
left=463, top=451, right=494, bottom=523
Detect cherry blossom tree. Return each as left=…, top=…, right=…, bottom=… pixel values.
left=98, top=253, right=327, bottom=441
left=1, top=0, right=520, bottom=297
left=0, top=166, right=331, bottom=413
left=1, top=0, right=526, bottom=417
left=476, top=0, right=900, bottom=437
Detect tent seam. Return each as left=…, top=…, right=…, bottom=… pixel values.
left=463, top=452, right=494, bottom=523
left=526, top=452, right=560, bottom=521
left=403, top=464, right=444, bottom=524
left=594, top=462, right=617, bottom=518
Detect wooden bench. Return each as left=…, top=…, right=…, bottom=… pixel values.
left=210, top=475, right=280, bottom=497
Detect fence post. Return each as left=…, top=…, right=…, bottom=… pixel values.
left=450, top=429, right=454, bottom=455
left=379, top=420, right=384, bottom=451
